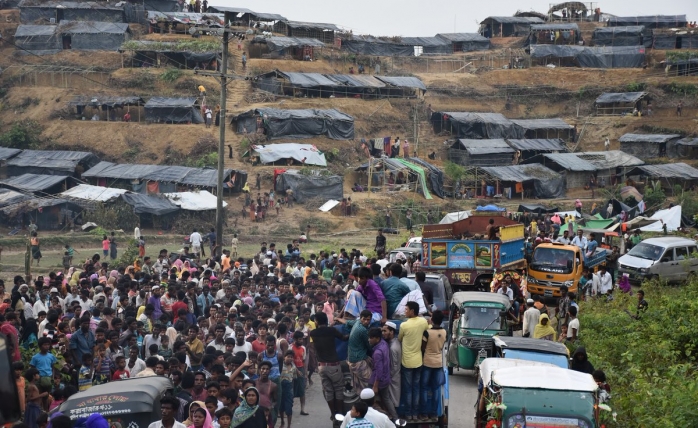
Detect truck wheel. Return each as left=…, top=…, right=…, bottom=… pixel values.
left=448, top=366, right=453, bottom=375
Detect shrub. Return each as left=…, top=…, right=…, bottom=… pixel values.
left=160, top=67, right=183, bottom=83
left=0, top=120, right=42, bottom=149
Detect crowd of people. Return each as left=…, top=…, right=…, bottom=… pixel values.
left=1, top=229, right=450, bottom=428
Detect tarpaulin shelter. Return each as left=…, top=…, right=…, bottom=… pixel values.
left=273, top=20, right=339, bottom=44
left=626, top=163, right=698, bottom=190
left=163, top=190, right=225, bottom=211
left=638, top=206, right=682, bottom=232
left=505, top=138, right=567, bottom=162
left=479, top=16, right=544, bottom=38
left=480, top=163, right=565, bottom=199
left=0, top=173, right=70, bottom=195
left=120, top=192, right=179, bottom=215
left=675, top=138, right=698, bottom=159
left=340, top=35, right=415, bottom=57
left=576, top=150, right=644, bottom=187
left=406, top=157, right=445, bottom=199
left=119, top=40, right=221, bottom=69
left=82, top=161, right=236, bottom=192
left=249, top=36, right=324, bottom=60
left=592, top=26, right=648, bottom=47
left=61, top=183, right=127, bottom=202
left=619, top=133, right=682, bottom=159
left=560, top=218, right=614, bottom=233
left=448, top=139, right=514, bottom=167
left=251, top=143, right=327, bottom=167
left=652, top=29, right=698, bottom=50
left=274, top=170, right=343, bottom=203
left=524, top=152, right=596, bottom=188
left=594, top=91, right=649, bottom=115
left=68, top=95, right=145, bottom=121
left=232, top=108, right=354, bottom=140
left=547, top=2, right=591, bottom=20
left=529, top=45, right=646, bottom=68
left=57, top=21, right=130, bottom=51
left=0, top=197, right=83, bottom=230
left=146, top=11, right=224, bottom=34
left=510, top=118, right=574, bottom=140
left=528, top=23, right=580, bottom=46
left=19, top=0, right=125, bottom=24
left=355, top=157, right=425, bottom=197
left=144, top=97, right=203, bottom=124
left=432, top=112, right=524, bottom=139
left=14, top=25, right=60, bottom=52
left=0, top=147, right=22, bottom=178
left=0, top=188, right=32, bottom=209
left=435, top=33, right=490, bottom=52
left=6, top=149, right=99, bottom=177
left=399, top=36, right=451, bottom=55
left=664, top=57, right=698, bottom=76
left=606, top=15, right=688, bottom=29
left=517, top=204, right=560, bottom=214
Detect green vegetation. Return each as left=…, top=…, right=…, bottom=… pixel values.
left=665, top=51, right=698, bottom=62
left=189, top=152, right=218, bottom=168
left=0, top=120, right=43, bottom=149
left=625, top=82, right=647, bottom=92
left=579, top=280, right=698, bottom=426
left=121, top=40, right=221, bottom=53
left=324, top=147, right=340, bottom=162
left=639, top=124, right=686, bottom=136
left=160, top=67, right=184, bottom=83
left=444, top=160, right=466, bottom=182
left=643, top=181, right=666, bottom=211
left=663, top=82, right=698, bottom=96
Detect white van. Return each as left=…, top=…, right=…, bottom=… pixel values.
left=618, top=237, right=698, bottom=284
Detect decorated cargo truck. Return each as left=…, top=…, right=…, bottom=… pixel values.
left=420, top=212, right=526, bottom=291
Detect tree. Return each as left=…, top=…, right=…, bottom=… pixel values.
left=0, top=120, right=42, bottom=149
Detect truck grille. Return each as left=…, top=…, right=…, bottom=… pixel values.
left=536, top=280, right=566, bottom=287
left=619, top=264, right=640, bottom=272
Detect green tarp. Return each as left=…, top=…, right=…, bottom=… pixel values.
left=560, top=218, right=614, bottom=233
left=396, top=159, right=433, bottom=200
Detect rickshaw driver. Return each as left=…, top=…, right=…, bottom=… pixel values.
left=497, top=276, right=519, bottom=322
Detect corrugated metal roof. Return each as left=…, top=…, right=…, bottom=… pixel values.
left=481, top=16, right=544, bottom=24
left=455, top=139, right=515, bottom=155
left=284, top=21, right=340, bottom=31
left=277, top=71, right=339, bottom=87
left=0, top=147, right=22, bottom=161
left=541, top=153, right=597, bottom=171
left=482, top=164, right=560, bottom=182
left=628, top=163, right=698, bottom=180
left=619, top=133, right=682, bottom=143
left=506, top=139, right=567, bottom=151
left=595, top=92, right=648, bottom=104
left=263, top=36, right=325, bottom=50
left=83, top=161, right=232, bottom=188
left=436, top=33, right=488, bottom=42
left=15, top=25, right=57, bottom=37
left=375, top=76, right=427, bottom=91
left=511, top=118, right=573, bottom=130
left=579, top=150, right=644, bottom=168
left=57, top=21, right=129, bottom=35
left=0, top=173, right=68, bottom=192
left=331, top=74, right=385, bottom=88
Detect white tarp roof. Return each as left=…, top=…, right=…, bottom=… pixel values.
left=252, top=143, right=327, bottom=166
left=439, top=210, right=471, bottom=224
left=479, top=358, right=559, bottom=387
left=491, top=365, right=598, bottom=392
left=60, top=184, right=127, bottom=202
left=163, top=190, right=226, bottom=211
left=318, top=199, right=340, bottom=212
left=640, top=205, right=681, bottom=232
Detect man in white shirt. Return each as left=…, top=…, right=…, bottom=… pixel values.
left=189, top=229, right=203, bottom=257
left=567, top=306, right=580, bottom=341
left=148, top=396, right=187, bottom=428
left=496, top=276, right=519, bottom=316
left=340, top=388, right=394, bottom=428
left=522, top=299, right=540, bottom=338
left=127, top=347, right=146, bottom=377
left=555, top=230, right=570, bottom=245
left=598, top=266, right=613, bottom=295
left=232, top=330, right=252, bottom=357
left=570, top=229, right=587, bottom=251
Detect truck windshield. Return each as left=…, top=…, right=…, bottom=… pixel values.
left=462, top=307, right=502, bottom=330
left=627, top=242, right=664, bottom=261
left=530, top=247, right=574, bottom=273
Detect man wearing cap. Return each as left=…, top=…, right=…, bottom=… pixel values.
left=339, top=388, right=393, bottom=428
left=382, top=321, right=401, bottom=415
left=522, top=298, right=540, bottom=338
left=149, top=285, right=163, bottom=320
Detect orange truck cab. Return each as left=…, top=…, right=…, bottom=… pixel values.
left=527, top=242, right=607, bottom=298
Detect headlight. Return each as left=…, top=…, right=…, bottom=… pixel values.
left=528, top=277, right=537, bottom=284
left=564, top=280, right=573, bottom=286
left=639, top=268, right=647, bottom=273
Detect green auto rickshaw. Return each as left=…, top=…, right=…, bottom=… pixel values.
left=476, top=358, right=601, bottom=428
left=447, top=291, right=512, bottom=374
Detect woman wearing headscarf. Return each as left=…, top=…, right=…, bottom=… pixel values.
left=21, top=318, right=38, bottom=349
left=533, top=313, right=557, bottom=341
left=184, top=401, right=205, bottom=426
left=187, top=406, right=213, bottom=428
left=231, top=387, right=266, bottom=428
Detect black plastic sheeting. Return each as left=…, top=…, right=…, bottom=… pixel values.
left=182, top=52, right=220, bottom=62
left=341, top=39, right=415, bottom=57
left=605, top=198, right=638, bottom=219
left=482, top=164, right=565, bottom=199
left=144, top=97, right=203, bottom=124
left=275, top=171, right=343, bottom=204
left=517, top=204, right=560, bottom=214
left=69, top=96, right=145, bottom=108
left=121, top=193, right=180, bottom=215
left=406, top=157, right=444, bottom=199
left=595, top=92, right=647, bottom=104
left=432, top=112, right=524, bottom=139
left=435, top=33, right=490, bottom=52
left=606, top=15, right=687, bottom=29
left=530, top=45, right=646, bottom=68
left=234, top=108, right=354, bottom=140
left=592, top=26, right=647, bottom=47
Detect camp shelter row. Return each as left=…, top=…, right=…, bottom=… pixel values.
left=248, top=143, right=328, bottom=167
left=119, top=40, right=222, bottom=70
left=231, top=108, right=354, bottom=140
left=354, top=157, right=445, bottom=200
left=591, top=26, right=698, bottom=50
left=433, top=112, right=575, bottom=141
left=253, top=70, right=427, bottom=99
left=447, top=138, right=569, bottom=167
left=15, top=21, right=131, bottom=53
left=339, top=33, right=490, bottom=57
left=67, top=96, right=207, bottom=124
left=0, top=147, right=99, bottom=178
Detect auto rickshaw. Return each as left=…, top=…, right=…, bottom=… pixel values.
left=447, top=291, right=512, bottom=374
left=59, top=377, right=173, bottom=428
left=493, top=336, right=570, bottom=368
left=476, top=358, right=601, bottom=428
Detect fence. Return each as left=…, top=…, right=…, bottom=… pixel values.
left=4, top=65, right=112, bottom=88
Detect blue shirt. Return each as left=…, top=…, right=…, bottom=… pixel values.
left=30, top=352, right=57, bottom=377
left=586, top=240, right=598, bottom=254
left=70, top=328, right=95, bottom=362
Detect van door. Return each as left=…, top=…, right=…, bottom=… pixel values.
left=674, top=246, right=690, bottom=281
left=654, top=247, right=676, bottom=281
left=688, top=245, right=698, bottom=275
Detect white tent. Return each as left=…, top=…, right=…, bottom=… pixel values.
left=439, top=210, right=471, bottom=224
left=60, top=184, right=127, bottom=202
left=252, top=143, right=327, bottom=167
left=163, top=191, right=226, bottom=211
left=640, top=205, right=681, bottom=232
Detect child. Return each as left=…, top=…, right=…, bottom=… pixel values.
left=291, top=331, right=308, bottom=416
left=205, top=396, right=221, bottom=428
left=102, top=236, right=110, bottom=258
left=62, top=251, right=72, bottom=271
left=347, top=402, right=374, bottom=428
left=593, top=369, right=611, bottom=403
left=279, top=350, right=300, bottom=428
left=112, top=356, right=130, bottom=381
left=215, top=408, right=232, bottom=428
left=138, top=237, right=146, bottom=259
left=78, top=353, right=94, bottom=391
left=65, top=244, right=76, bottom=265
left=49, top=388, right=64, bottom=411
left=158, top=336, right=173, bottom=360
left=14, top=362, right=26, bottom=414
left=25, top=384, right=46, bottom=428
left=92, top=344, right=113, bottom=385
left=557, top=324, right=568, bottom=343
left=30, top=337, right=57, bottom=391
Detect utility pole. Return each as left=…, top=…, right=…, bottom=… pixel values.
left=413, top=104, right=419, bottom=157
left=214, top=15, right=230, bottom=257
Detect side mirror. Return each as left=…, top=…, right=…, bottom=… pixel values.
left=499, top=311, right=508, bottom=318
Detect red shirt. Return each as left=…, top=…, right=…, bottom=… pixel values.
left=251, top=338, right=266, bottom=354
left=292, top=344, right=305, bottom=368
left=112, top=369, right=130, bottom=381
left=171, top=301, right=188, bottom=318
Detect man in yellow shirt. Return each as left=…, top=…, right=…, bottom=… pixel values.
left=398, top=301, right=428, bottom=421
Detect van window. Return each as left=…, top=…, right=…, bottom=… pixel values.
left=688, top=246, right=698, bottom=257
left=661, top=249, right=675, bottom=262
left=675, top=247, right=689, bottom=261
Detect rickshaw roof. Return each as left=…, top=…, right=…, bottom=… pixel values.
left=479, top=358, right=559, bottom=386
left=493, top=336, right=570, bottom=355
left=451, top=291, right=512, bottom=309
left=491, top=365, right=598, bottom=392
left=60, top=377, right=173, bottom=419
